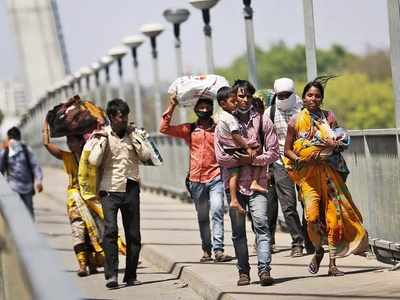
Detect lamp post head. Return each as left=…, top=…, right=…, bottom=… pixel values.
left=80, top=66, right=92, bottom=76
left=163, top=8, right=190, bottom=24
left=91, top=62, right=101, bottom=72
left=73, top=71, right=82, bottom=80
left=100, top=55, right=113, bottom=67
left=140, top=23, right=165, bottom=38
left=108, top=46, right=128, bottom=60
left=123, top=35, right=145, bottom=49
left=189, top=0, right=219, bottom=10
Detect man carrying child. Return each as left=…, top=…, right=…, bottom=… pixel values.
left=214, top=80, right=279, bottom=286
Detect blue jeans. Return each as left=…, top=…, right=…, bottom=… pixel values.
left=188, top=176, right=225, bottom=253
left=227, top=191, right=272, bottom=275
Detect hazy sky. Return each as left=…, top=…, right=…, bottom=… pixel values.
left=0, top=0, right=390, bottom=86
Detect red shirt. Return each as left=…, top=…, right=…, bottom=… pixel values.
left=159, top=106, right=220, bottom=183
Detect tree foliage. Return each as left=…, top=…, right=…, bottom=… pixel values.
left=215, top=42, right=395, bottom=129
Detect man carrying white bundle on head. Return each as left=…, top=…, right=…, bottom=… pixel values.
left=159, top=74, right=234, bottom=263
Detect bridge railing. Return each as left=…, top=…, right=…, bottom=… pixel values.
left=0, top=175, right=81, bottom=300
left=25, top=128, right=400, bottom=264
left=141, top=129, right=400, bottom=263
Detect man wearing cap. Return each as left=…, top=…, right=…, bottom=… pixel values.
left=265, top=78, right=309, bottom=257
left=160, top=93, right=233, bottom=263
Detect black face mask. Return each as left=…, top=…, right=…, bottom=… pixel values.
left=195, top=111, right=213, bottom=120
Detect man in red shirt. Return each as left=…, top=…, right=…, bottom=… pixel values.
left=160, top=94, right=233, bottom=262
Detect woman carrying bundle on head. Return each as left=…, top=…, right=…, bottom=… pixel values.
left=42, top=97, right=125, bottom=277
left=284, top=76, right=368, bottom=276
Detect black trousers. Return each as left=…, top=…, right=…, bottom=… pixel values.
left=100, top=180, right=141, bottom=282
left=270, top=163, right=305, bottom=247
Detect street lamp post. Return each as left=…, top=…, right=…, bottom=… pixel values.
left=80, top=67, right=92, bottom=97
left=140, top=23, right=165, bottom=130
left=302, top=0, right=318, bottom=81
left=109, top=46, right=128, bottom=99
left=74, top=71, right=82, bottom=94
left=123, top=35, right=145, bottom=128
left=163, top=8, right=190, bottom=123
left=189, top=0, right=220, bottom=74
left=100, top=55, right=114, bottom=108
left=90, top=62, right=102, bottom=105
left=242, top=0, right=258, bottom=88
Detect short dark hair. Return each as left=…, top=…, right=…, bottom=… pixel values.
left=232, top=79, right=256, bottom=96
left=302, top=80, right=324, bottom=100
left=106, top=98, right=130, bottom=119
left=216, top=86, right=235, bottom=105
left=7, top=127, right=21, bottom=141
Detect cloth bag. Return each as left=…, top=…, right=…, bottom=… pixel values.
left=168, top=75, right=229, bottom=107
left=46, top=95, right=105, bottom=138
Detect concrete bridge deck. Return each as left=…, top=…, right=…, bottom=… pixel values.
left=35, top=167, right=400, bottom=300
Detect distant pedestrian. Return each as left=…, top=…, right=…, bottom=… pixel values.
left=264, top=78, right=308, bottom=257
left=0, top=126, right=43, bottom=218
left=284, top=77, right=368, bottom=276
left=88, top=99, right=151, bottom=288
left=160, top=93, right=234, bottom=263
left=215, top=80, right=280, bottom=286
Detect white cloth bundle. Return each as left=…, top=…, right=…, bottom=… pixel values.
left=168, top=75, right=229, bottom=107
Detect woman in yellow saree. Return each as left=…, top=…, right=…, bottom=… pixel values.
left=42, top=121, right=106, bottom=276
left=284, top=79, right=368, bottom=276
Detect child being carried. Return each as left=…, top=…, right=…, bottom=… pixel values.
left=216, top=87, right=266, bottom=214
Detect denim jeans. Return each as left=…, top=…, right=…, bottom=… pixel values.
left=19, top=192, right=34, bottom=219
left=188, top=176, right=225, bottom=253
left=227, top=191, right=272, bottom=275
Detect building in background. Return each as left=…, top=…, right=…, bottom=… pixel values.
left=6, top=0, right=69, bottom=106
left=0, top=80, right=27, bottom=137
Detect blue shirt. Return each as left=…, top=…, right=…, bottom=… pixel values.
left=0, top=142, right=43, bottom=195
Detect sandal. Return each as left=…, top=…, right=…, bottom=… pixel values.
left=308, top=250, right=324, bottom=274
left=328, top=265, right=345, bottom=276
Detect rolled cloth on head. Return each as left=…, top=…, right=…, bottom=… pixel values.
left=273, top=78, right=295, bottom=93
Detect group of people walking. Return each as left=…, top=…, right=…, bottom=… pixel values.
left=0, top=75, right=368, bottom=289
left=161, top=76, right=368, bottom=286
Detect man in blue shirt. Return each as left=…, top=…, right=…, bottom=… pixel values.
left=0, top=127, right=43, bottom=218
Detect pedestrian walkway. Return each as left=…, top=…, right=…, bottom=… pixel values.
left=36, top=167, right=400, bottom=300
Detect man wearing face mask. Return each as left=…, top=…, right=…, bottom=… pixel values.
left=159, top=93, right=233, bottom=263
left=265, top=78, right=307, bottom=257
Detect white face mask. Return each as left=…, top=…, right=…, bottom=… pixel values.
left=276, top=93, right=296, bottom=111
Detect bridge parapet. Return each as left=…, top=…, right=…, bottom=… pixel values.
left=0, top=175, right=81, bottom=300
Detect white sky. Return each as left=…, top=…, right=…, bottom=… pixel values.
left=0, top=0, right=390, bottom=86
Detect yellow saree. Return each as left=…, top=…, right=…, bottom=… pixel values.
left=284, top=109, right=368, bottom=258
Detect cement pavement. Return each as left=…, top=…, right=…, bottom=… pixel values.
left=36, top=167, right=400, bottom=300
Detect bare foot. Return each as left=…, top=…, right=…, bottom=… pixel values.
left=230, top=201, right=246, bottom=214
left=250, top=181, right=267, bottom=193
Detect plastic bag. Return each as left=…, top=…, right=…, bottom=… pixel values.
left=168, top=75, right=229, bottom=107
left=131, top=128, right=163, bottom=166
